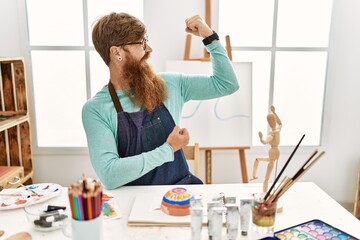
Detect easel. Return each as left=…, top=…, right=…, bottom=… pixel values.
left=183, top=0, right=233, bottom=61
left=200, top=146, right=251, bottom=184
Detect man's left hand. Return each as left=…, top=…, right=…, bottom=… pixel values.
left=185, top=15, right=213, bottom=38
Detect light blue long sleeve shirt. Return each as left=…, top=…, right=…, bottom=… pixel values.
left=82, top=41, right=239, bottom=189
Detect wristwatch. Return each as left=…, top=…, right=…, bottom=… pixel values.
left=202, top=31, right=219, bottom=46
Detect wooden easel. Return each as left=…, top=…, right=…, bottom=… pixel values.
left=183, top=0, right=233, bottom=61
left=200, top=146, right=250, bottom=184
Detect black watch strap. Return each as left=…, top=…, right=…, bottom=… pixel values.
left=202, top=31, right=219, bottom=46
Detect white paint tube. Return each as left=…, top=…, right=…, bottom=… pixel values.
left=211, top=207, right=226, bottom=240
left=225, top=204, right=239, bottom=240
left=190, top=207, right=203, bottom=240
left=207, top=201, right=222, bottom=239
left=240, top=199, right=251, bottom=236
left=224, top=196, right=237, bottom=204
left=190, top=194, right=203, bottom=208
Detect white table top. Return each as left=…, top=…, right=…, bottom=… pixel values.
left=0, top=182, right=359, bottom=239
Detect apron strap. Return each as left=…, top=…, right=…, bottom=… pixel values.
left=108, top=81, right=123, bottom=113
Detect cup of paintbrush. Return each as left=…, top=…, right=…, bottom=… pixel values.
left=251, top=192, right=278, bottom=235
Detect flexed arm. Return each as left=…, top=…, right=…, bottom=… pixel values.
left=271, top=105, right=282, bottom=130
left=176, top=15, right=238, bottom=102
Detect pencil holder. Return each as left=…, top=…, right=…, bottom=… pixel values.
left=251, top=193, right=277, bottom=235
left=61, top=215, right=103, bottom=240
left=63, top=177, right=104, bottom=239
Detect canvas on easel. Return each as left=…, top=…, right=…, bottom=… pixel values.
left=165, top=61, right=252, bottom=147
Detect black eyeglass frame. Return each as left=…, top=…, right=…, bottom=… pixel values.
left=116, top=35, right=148, bottom=50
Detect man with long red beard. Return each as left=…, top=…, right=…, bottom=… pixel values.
left=82, top=12, right=239, bottom=189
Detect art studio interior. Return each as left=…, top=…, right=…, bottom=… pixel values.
left=0, top=0, right=359, bottom=239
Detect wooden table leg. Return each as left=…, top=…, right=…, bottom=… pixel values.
left=205, top=150, right=212, bottom=184
left=239, top=150, right=248, bottom=183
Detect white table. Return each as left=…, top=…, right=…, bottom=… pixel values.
left=0, top=182, right=359, bottom=239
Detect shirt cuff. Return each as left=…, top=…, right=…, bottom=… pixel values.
left=163, top=142, right=175, bottom=162
left=205, top=40, right=222, bottom=52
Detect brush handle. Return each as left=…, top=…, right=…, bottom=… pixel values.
left=272, top=178, right=293, bottom=203
left=274, top=151, right=325, bottom=202
left=0, top=193, right=42, bottom=197
left=264, top=134, right=305, bottom=200
left=266, top=176, right=290, bottom=204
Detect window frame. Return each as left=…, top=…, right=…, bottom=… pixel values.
left=19, top=0, right=102, bottom=154
left=215, top=0, right=332, bottom=147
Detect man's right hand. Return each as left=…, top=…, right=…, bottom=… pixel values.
left=166, top=126, right=189, bottom=152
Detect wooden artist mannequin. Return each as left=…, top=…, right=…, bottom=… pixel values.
left=251, top=106, right=282, bottom=192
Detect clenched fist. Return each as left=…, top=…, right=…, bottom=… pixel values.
left=185, top=15, right=213, bottom=38
left=166, top=126, right=190, bottom=152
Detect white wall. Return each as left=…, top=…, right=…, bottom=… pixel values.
left=1, top=0, right=359, bottom=207
left=144, top=0, right=205, bottom=71
left=0, top=0, right=22, bottom=57
left=321, top=0, right=360, bottom=204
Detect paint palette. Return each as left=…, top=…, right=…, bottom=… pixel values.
left=274, top=219, right=358, bottom=240
left=0, top=183, right=62, bottom=210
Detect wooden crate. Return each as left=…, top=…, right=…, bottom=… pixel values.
left=0, top=57, right=33, bottom=186
left=0, top=166, right=24, bottom=189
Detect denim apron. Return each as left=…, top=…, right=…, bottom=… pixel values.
left=108, top=82, right=203, bottom=185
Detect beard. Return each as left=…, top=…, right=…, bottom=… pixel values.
left=121, top=52, right=167, bottom=112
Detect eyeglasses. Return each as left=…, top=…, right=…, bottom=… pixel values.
left=117, top=35, right=148, bottom=50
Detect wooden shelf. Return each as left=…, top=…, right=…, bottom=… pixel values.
left=0, top=57, right=33, bottom=187
left=0, top=115, right=29, bottom=132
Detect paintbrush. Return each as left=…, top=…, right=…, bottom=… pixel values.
left=0, top=193, right=44, bottom=197
left=263, top=134, right=305, bottom=201
left=266, top=176, right=291, bottom=204
left=19, top=183, right=40, bottom=197
left=273, top=150, right=325, bottom=202
left=292, top=149, right=319, bottom=180
left=268, top=149, right=319, bottom=203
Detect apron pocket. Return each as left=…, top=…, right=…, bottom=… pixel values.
left=174, top=173, right=203, bottom=185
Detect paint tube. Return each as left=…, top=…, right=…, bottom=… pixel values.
left=207, top=201, right=222, bottom=239
left=225, top=203, right=239, bottom=240
left=190, top=194, right=203, bottom=208
left=224, top=196, right=236, bottom=204
left=240, top=199, right=251, bottom=236
left=211, top=207, right=226, bottom=240
left=212, top=192, right=225, bottom=206
left=191, top=207, right=203, bottom=240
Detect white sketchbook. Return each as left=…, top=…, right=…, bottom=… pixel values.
left=128, top=192, right=232, bottom=226
left=128, top=193, right=194, bottom=226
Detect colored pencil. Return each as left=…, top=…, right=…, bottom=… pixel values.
left=67, top=188, right=75, bottom=219
left=72, top=195, right=79, bottom=220
left=87, top=193, right=92, bottom=220
left=67, top=176, right=103, bottom=221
